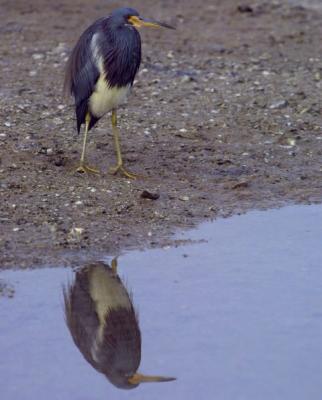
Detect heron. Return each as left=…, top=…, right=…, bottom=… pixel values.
left=63, top=260, right=176, bottom=389
left=64, top=7, right=174, bottom=178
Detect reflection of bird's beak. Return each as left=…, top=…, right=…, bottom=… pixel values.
left=128, top=15, right=175, bottom=29
left=128, top=373, right=176, bottom=385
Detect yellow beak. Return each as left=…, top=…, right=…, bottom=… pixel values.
left=128, top=15, right=175, bottom=29
left=128, top=372, right=176, bottom=385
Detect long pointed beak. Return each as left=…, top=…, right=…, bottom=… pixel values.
left=128, top=15, right=175, bottom=29
left=128, top=373, right=176, bottom=385
left=140, top=17, right=175, bottom=29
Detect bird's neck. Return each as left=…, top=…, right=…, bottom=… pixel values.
left=100, top=23, right=141, bottom=88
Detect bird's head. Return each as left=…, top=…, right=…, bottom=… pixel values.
left=110, top=7, right=175, bottom=30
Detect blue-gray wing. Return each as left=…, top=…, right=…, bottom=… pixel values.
left=63, top=277, right=101, bottom=371
left=64, top=18, right=106, bottom=132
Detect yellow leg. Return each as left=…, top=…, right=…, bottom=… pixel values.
left=76, top=113, right=100, bottom=174
left=109, top=109, right=138, bottom=179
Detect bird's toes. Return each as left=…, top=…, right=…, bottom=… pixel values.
left=109, top=164, right=139, bottom=180
left=75, top=164, right=100, bottom=175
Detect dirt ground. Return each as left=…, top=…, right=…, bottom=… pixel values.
left=0, top=0, right=322, bottom=268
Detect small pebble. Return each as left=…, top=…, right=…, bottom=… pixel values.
left=269, top=100, right=288, bottom=109
left=32, top=53, right=44, bottom=60
left=179, top=196, right=190, bottom=201
left=141, top=190, right=160, bottom=200
left=53, top=117, right=63, bottom=125
left=181, top=75, right=193, bottom=83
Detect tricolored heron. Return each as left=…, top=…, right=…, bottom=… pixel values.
left=63, top=260, right=176, bottom=389
left=64, top=7, right=174, bottom=178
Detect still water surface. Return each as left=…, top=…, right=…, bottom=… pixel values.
left=1, top=205, right=322, bottom=399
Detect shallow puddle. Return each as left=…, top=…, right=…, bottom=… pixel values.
left=1, top=205, right=322, bottom=399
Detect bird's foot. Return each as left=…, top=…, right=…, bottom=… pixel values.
left=75, top=163, right=100, bottom=174
left=109, top=164, right=139, bottom=180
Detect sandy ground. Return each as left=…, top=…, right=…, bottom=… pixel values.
left=0, top=0, right=322, bottom=268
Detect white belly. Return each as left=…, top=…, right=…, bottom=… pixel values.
left=89, top=76, right=130, bottom=118
left=89, top=264, right=131, bottom=354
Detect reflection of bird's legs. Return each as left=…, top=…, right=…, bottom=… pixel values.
left=111, top=258, right=118, bottom=274
left=76, top=113, right=100, bottom=174
left=109, top=109, right=138, bottom=179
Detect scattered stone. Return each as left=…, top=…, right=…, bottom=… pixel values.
left=141, top=190, right=160, bottom=200
left=269, top=100, right=288, bottom=109
left=181, top=75, right=194, bottom=83
left=67, top=227, right=84, bottom=242
left=231, top=180, right=249, bottom=189
left=287, top=138, right=296, bottom=146
left=237, top=5, right=253, bottom=13
left=32, top=53, right=44, bottom=60
left=179, top=196, right=190, bottom=201
left=53, top=117, right=64, bottom=125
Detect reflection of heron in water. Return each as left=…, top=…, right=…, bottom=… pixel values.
left=63, top=259, right=175, bottom=389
